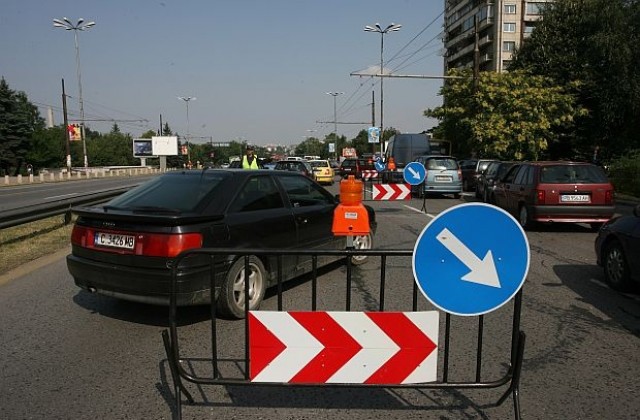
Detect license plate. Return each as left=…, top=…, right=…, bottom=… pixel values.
left=560, top=194, right=590, bottom=203
left=94, top=232, right=135, bottom=249
left=435, top=176, right=452, bottom=182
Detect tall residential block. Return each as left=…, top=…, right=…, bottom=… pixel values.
left=443, top=1, right=553, bottom=73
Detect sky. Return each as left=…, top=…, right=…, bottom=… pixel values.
left=1, top=0, right=447, bottom=146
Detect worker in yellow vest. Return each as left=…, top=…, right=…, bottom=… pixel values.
left=242, top=145, right=259, bottom=169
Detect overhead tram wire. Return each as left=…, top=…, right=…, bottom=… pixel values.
left=314, top=11, right=445, bottom=137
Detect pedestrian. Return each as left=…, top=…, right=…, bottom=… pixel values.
left=242, top=145, right=259, bottom=169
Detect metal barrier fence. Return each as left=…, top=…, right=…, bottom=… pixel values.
left=162, top=248, right=526, bottom=420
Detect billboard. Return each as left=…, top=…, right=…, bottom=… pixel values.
left=133, top=139, right=154, bottom=158
left=152, top=136, right=178, bottom=156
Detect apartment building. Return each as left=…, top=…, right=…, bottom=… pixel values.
left=443, top=1, right=553, bottom=73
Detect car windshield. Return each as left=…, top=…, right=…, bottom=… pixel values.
left=539, top=164, right=608, bottom=184
left=107, top=171, right=230, bottom=212
left=309, top=161, right=328, bottom=168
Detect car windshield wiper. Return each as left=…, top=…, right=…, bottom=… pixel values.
left=129, top=206, right=182, bottom=215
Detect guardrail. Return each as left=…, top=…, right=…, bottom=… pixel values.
left=2, top=167, right=160, bottom=187
left=163, top=248, right=526, bottom=420
left=0, top=187, right=133, bottom=229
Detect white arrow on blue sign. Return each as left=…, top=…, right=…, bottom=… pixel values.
left=403, top=162, right=426, bottom=186
left=412, top=203, right=530, bottom=316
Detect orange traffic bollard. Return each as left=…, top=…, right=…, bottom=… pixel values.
left=332, top=175, right=370, bottom=236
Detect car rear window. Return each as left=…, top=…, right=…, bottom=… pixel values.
left=107, top=172, right=230, bottom=212
left=426, top=158, right=458, bottom=170
left=539, top=164, right=608, bottom=184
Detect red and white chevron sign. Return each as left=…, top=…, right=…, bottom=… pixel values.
left=249, top=311, right=439, bottom=384
left=361, top=170, right=378, bottom=180
left=372, top=183, right=412, bottom=200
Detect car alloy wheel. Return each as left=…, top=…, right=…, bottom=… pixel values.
left=218, top=256, right=266, bottom=319
left=350, top=233, right=373, bottom=265
left=603, top=240, right=632, bottom=292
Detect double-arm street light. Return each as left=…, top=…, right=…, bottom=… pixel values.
left=178, top=96, right=196, bottom=165
left=364, top=23, right=401, bottom=150
left=326, top=92, right=344, bottom=139
left=53, top=17, right=95, bottom=168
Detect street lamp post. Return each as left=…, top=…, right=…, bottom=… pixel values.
left=326, top=92, right=343, bottom=159
left=53, top=17, right=95, bottom=168
left=178, top=96, right=196, bottom=167
left=364, top=23, right=401, bottom=152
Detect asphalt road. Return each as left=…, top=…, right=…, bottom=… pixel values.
left=1, top=188, right=639, bottom=419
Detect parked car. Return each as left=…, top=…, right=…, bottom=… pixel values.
left=413, top=155, right=463, bottom=199
left=476, top=161, right=517, bottom=203
left=492, top=161, right=615, bottom=230
left=459, top=159, right=497, bottom=193
left=66, top=169, right=376, bottom=318
left=274, top=160, right=313, bottom=178
left=308, top=159, right=335, bottom=185
left=595, top=204, right=640, bottom=291
left=339, top=158, right=375, bottom=179
left=382, top=133, right=432, bottom=183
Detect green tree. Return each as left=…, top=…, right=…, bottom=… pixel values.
left=139, top=130, right=156, bottom=139
left=26, top=126, right=67, bottom=170
left=510, top=0, right=640, bottom=158
left=294, top=137, right=326, bottom=158
left=425, top=69, right=585, bottom=160
left=0, top=78, right=45, bottom=175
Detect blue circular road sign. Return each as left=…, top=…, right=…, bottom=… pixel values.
left=403, top=162, right=426, bottom=185
left=412, top=203, right=530, bottom=316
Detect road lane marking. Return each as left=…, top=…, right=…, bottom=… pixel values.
left=44, top=193, right=79, bottom=200
left=403, top=204, right=435, bottom=219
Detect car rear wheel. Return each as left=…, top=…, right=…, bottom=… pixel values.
left=218, top=256, right=266, bottom=319
left=519, top=205, right=531, bottom=230
left=350, top=233, right=373, bottom=265
left=603, top=240, right=633, bottom=292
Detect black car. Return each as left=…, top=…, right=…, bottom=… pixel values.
left=459, top=158, right=497, bottom=193
left=67, top=169, right=376, bottom=318
left=476, top=161, right=516, bottom=203
left=595, top=204, right=640, bottom=291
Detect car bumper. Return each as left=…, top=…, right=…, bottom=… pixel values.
left=66, top=254, right=222, bottom=306
left=530, top=205, right=615, bottom=223
left=423, top=183, right=463, bottom=194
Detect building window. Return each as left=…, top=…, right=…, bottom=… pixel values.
left=504, top=4, right=516, bottom=14
left=524, top=22, right=536, bottom=33
left=526, top=2, right=548, bottom=15
left=503, top=41, right=516, bottom=52
left=503, top=22, right=516, bottom=33
left=503, top=60, right=513, bottom=70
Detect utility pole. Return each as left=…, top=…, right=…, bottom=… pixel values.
left=61, top=79, right=71, bottom=173
left=371, top=91, right=376, bottom=155
left=474, top=15, right=480, bottom=91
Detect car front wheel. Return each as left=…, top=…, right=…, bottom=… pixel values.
left=603, top=240, right=633, bottom=292
left=350, top=233, right=373, bottom=265
left=218, top=256, right=266, bottom=319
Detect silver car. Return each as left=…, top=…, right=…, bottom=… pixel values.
left=414, top=155, right=463, bottom=199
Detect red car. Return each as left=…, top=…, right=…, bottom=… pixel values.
left=492, top=161, right=615, bottom=230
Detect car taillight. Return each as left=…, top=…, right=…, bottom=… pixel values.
left=605, top=189, right=613, bottom=205
left=457, top=169, right=462, bottom=180
left=536, top=189, right=545, bottom=204
left=71, top=225, right=202, bottom=257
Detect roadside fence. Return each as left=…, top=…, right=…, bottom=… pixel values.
left=163, top=248, right=526, bottom=420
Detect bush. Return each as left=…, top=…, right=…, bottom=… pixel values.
left=608, top=150, right=640, bottom=198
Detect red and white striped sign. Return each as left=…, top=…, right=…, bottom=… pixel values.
left=249, top=311, right=439, bottom=384
left=361, top=170, right=378, bottom=180
left=372, top=183, right=412, bottom=200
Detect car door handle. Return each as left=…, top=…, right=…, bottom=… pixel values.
left=297, top=217, right=308, bottom=224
